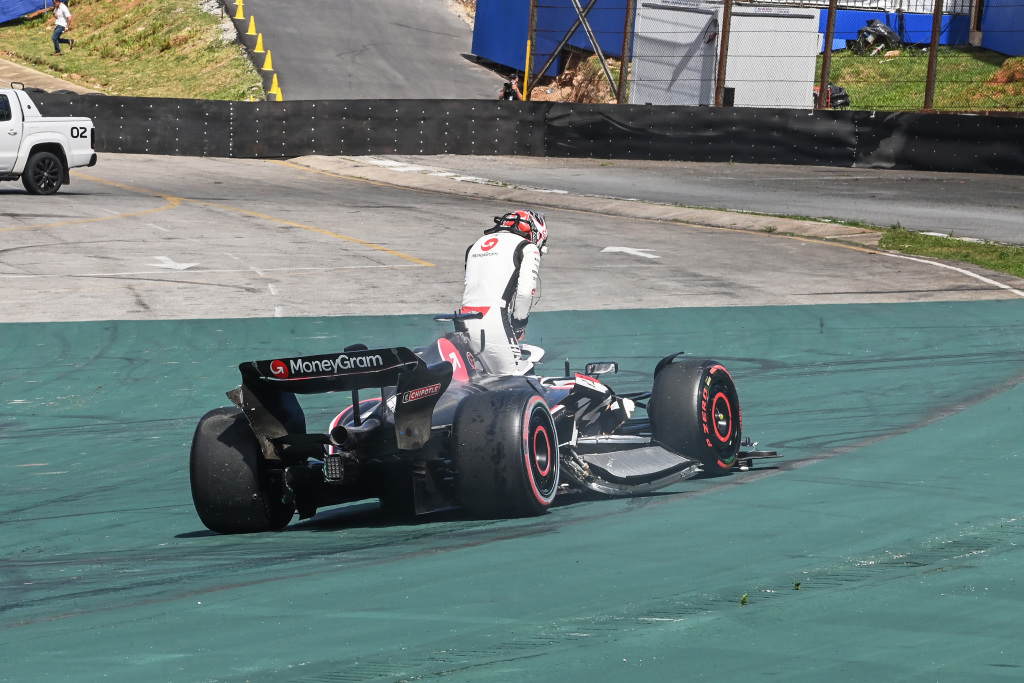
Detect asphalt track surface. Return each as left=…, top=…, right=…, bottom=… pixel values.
left=376, top=155, right=1024, bottom=246
left=3, top=155, right=1024, bottom=681
left=2, top=153, right=1023, bottom=323
left=241, top=0, right=502, bottom=100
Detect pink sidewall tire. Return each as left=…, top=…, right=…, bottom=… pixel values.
left=453, top=389, right=559, bottom=518
left=650, top=359, right=742, bottom=476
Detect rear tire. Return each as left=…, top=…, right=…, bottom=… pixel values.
left=190, top=407, right=295, bottom=533
left=453, top=390, right=559, bottom=518
left=22, top=151, right=64, bottom=195
left=649, top=359, right=741, bottom=476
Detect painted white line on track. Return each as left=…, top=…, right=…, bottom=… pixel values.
left=918, top=231, right=985, bottom=243
left=275, top=306, right=284, bottom=317
left=358, top=157, right=431, bottom=172
left=147, top=223, right=170, bottom=232
left=602, top=246, right=660, bottom=259
left=150, top=256, right=198, bottom=270
left=886, top=253, right=1024, bottom=298
left=268, top=284, right=279, bottom=295
left=223, top=253, right=241, bottom=260
left=353, top=156, right=570, bottom=195
left=0, top=264, right=422, bottom=279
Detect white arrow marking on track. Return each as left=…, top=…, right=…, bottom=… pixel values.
left=601, top=246, right=660, bottom=259
left=150, top=256, right=198, bottom=270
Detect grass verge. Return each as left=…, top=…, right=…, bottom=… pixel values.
left=0, top=0, right=262, bottom=99
left=691, top=207, right=1024, bottom=280
left=878, top=228, right=1024, bottom=279
left=823, top=47, right=1024, bottom=112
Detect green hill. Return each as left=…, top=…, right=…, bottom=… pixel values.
left=0, top=0, right=262, bottom=99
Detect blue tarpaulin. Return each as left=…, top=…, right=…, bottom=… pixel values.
left=0, top=0, right=50, bottom=26
left=471, top=0, right=531, bottom=75
left=981, top=0, right=1024, bottom=55
left=819, top=10, right=970, bottom=51
left=472, top=0, right=626, bottom=77
left=473, top=1, right=1002, bottom=78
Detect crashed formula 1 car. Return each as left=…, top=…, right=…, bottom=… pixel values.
left=189, top=312, right=779, bottom=533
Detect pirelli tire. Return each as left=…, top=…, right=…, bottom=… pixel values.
left=453, top=389, right=559, bottom=518
left=190, top=407, right=295, bottom=533
left=21, top=151, right=64, bottom=195
left=649, top=358, right=742, bottom=476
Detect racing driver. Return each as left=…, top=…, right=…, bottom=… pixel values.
left=462, top=210, right=547, bottom=375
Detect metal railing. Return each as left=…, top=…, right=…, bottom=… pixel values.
left=752, top=0, right=971, bottom=14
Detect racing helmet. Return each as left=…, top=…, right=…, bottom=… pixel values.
left=490, top=210, right=548, bottom=251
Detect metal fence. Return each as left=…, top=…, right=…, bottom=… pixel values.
left=523, top=0, right=1024, bottom=112
left=753, top=0, right=972, bottom=13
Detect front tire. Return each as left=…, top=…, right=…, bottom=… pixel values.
left=649, top=359, right=741, bottom=476
left=453, top=390, right=559, bottom=518
left=190, top=407, right=295, bottom=533
left=22, top=151, right=64, bottom=195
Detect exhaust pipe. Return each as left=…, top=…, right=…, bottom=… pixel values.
left=329, top=418, right=381, bottom=450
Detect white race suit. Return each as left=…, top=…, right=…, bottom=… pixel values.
left=462, top=231, right=541, bottom=375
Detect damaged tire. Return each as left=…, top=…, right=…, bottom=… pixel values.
left=190, top=407, right=294, bottom=533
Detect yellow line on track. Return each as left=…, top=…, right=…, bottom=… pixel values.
left=183, top=198, right=434, bottom=267
left=73, top=172, right=174, bottom=198
left=1, top=184, right=181, bottom=233
left=11, top=171, right=433, bottom=268
left=270, top=159, right=409, bottom=190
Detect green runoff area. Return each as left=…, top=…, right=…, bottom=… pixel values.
left=2, top=302, right=1024, bottom=681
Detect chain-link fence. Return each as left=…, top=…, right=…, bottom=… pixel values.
left=521, top=0, right=1024, bottom=112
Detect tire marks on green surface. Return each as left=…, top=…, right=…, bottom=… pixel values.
left=2, top=302, right=1024, bottom=680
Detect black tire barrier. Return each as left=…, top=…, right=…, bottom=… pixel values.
left=30, top=93, right=1024, bottom=175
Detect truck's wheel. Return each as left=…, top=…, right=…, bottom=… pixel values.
left=649, top=358, right=741, bottom=476
left=190, top=407, right=294, bottom=533
left=453, top=389, right=559, bottom=518
left=22, top=151, right=64, bottom=195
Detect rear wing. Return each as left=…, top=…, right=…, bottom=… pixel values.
left=240, top=347, right=420, bottom=394
left=227, top=347, right=452, bottom=460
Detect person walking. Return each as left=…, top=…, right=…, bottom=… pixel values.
left=51, top=0, right=74, bottom=56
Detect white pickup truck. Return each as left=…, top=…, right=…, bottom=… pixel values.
left=0, top=85, right=97, bottom=195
